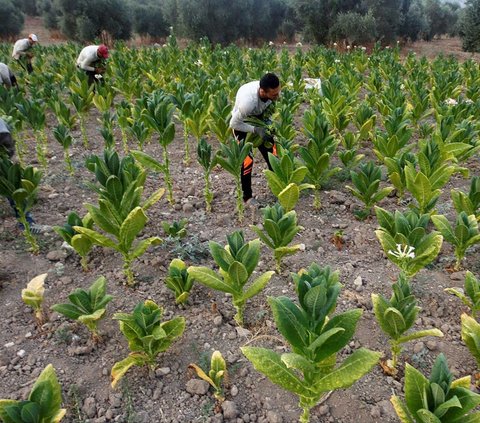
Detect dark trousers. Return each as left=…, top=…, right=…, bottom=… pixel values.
left=234, top=130, right=275, bottom=201
left=0, top=133, right=15, bottom=158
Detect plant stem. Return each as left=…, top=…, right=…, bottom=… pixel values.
left=235, top=178, right=244, bottom=222
left=123, top=257, right=135, bottom=286
left=313, top=189, right=321, bottom=209
left=80, top=114, right=88, bottom=148
left=300, top=407, right=310, bottom=423
left=64, top=149, right=74, bottom=175
left=80, top=255, right=89, bottom=271
left=234, top=305, right=244, bottom=327
left=163, top=146, right=174, bottom=205
left=18, top=213, right=40, bottom=254
left=204, top=173, right=212, bottom=212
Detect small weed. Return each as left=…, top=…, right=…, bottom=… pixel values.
left=122, top=381, right=137, bottom=423
left=54, top=326, right=73, bottom=345
left=67, top=384, right=85, bottom=423
left=169, top=234, right=210, bottom=263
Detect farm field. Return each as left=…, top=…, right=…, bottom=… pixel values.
left=1, top=37, right=480, bottom=423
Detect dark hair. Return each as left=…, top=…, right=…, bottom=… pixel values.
left=260, top=73, right=280, bottom=90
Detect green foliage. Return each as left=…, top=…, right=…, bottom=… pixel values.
left=375, top=207, right=443, bottom=277
left=372, top=273, right=443, bottom=369
left=445, top=271, right=480, bottom=319
left=346, top=161, right=394, bottom=220
left=51, top=276, right=113, bottom=340
left=165, top=258, right=194, bottom=305
left=111, top=300, right=185, bottom=388
left=451, top=176, right=480, bottom=218
left=391, top=353, right=480, bottom=422
left=52, top=124, right=74, bottom=175
left=242, top=263, right=380, bottom=422
left=189, top=350, right=227, bottom=400
left=162, top=219, right=188, bottom=239
left=461, top=313, right=480, bottom=368
left=197, top=138, right=217, bottom=212
left=329, top=11, right=377, bottom=45
left=250, top=203, right=303, bottom=272
left=431, top=212, right=480, bottom=270
left=0, top=156, right=42, bottom=253
left=75, top=150, right=164, bottom=285
left=265, top=149, right=314, bottom=212
left=188, top=230, right=274, bottom=326
left=461, top=0, right=480, bottom=52
left=385, top=152, right=417, bottom=199
left=54, top=212, right=94, bottom=271
left=0, top=364, right=66, bottom=423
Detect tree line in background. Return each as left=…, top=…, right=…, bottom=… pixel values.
left=1, top=0, right=480, bottom=52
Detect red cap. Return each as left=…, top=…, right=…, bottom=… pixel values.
left=97, top=45, right=109, bottom=59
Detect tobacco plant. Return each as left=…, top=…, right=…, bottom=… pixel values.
left=188, top=230, right=274, bottom=326
left=265, top=148, right=314, bottom=212
left=111, top=300, right=185, bottom=388
left=461, top=313, right=480, bottom=369
left=391, top=353, right=480, bottom=422
left=375, top=207, right=443, bottom=277
left=372, top=273, right=443, bottom=371
left=189, top=350, right=227, bottom=401
left=242, top=263, right=380, bottom=423
left=54, top=212, right=94, bottom=271
left=162, top=218, right=188, bottom=239
left=451, top=176, right=480, bottom=218
left=346, top=161, right=394, bottom=220
left=22, top=273, right=47, bottom=325
left=51, top=276, right=113, bottom=341
left=384, top=152, right=417, bottom=200
left=165, top=258, right=194, bottom=305
left=0, top=156, right=42, bottom=254
left=69, top=77, right=94, bottom=147
left=445, top=271, right=480, bottom=318
left=0, top=364, right=66, bottom=423
left=52, top=124, right=74, bottom=175
left=431, top=212, right=480, bottom=270
left=250, top=203, right=303, bottom=272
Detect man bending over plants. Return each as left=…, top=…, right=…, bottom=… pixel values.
left=0, top=62, right=18, bottom=89
left=230, top=72, right=280, bottom=207
left=76, top=44, right=109, bottom=86
left=0, top=118, right=44, bottom=234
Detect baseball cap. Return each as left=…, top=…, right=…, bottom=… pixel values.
left=28, top=34, right=38, bottom=42
left=97, top=44, right=109, bottom=59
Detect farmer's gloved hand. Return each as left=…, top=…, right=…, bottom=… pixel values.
left=253, top=126, right=267, bottom=139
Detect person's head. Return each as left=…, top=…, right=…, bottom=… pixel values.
left=97, top=44, right=109, bottom=59
left=259, top=73, right=281, bottom=101
left=28, top=34, right=38, bottom=45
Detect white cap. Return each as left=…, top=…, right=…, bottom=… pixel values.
left=28, top=34, right=38, bottom=42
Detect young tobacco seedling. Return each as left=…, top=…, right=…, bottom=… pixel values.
left=250, top=203, right=303, bottom=273
left=431, top=211, right=480, bottom=270
left=111, top=300, right=185, bottom=388
left=242, top=263, right=380, bottom=423
left=0, top=364, right=66, bottom=423
left=165, top=258, right=194, bottom=305
left=451, top=176, right=480, bottom=218
left=264, top=148, right=314, bottom=212
left=461, top=313, right=480, bottom=369
left=54, top=212, right=94, bottom=271
left=391, top=353, right=480, bottom=422
left=22, top=273, right=47, bottom=325
left=372, top=273, right=443, bottom=371
left=51, top=276, right=113, bottom=341
left=346, top=161, right=394, bottom=220
left=189, top=350, right=227, bottom=401
left=162, top=218, right=188, bottom=239
left=445, top=271, right=480, bottom=318
left=188, top=231, right=275, bottom=326
left=375, top=206, right=443, bottom=277
left=52, top=124, right=74, bottom=175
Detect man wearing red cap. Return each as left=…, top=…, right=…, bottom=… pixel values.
left=76, top=44, right=109, bottom=85
left=12, top=34, right=38, bottom=74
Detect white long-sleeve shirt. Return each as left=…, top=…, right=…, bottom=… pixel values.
left=12, top=39, right=32, bottom=59
left=229, top=81, right=272, bottom=133
left=76, top=45, right=100, bottom=72
left=0, top=63, right=13, bottom=87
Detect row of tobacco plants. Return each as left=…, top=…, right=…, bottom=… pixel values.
left=2, top=38, right=480, bottom=421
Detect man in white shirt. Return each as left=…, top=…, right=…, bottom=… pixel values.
left=229, top=72, right=281, bottom=205
left=0, top=62, right=18, bottom=88
left=12, top=34, right=38, bottom=74
left=76, top=44, right=109, bottom=85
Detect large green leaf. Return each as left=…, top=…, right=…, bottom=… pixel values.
left=73, top=227, right=119, bottom=251
left=243, top=271, right=274, bottom=300
left=130, top=237, right=162, bottom=260
left=314, top=348, right=381, bottom=391
left=241, top=347, right=311, bottom=396
left=188, top=266, right=234, bottom=294
left=278, top=183, right=300, bottom=212
left=404, top=363, right=430, bottom=421
left=28, top=364, right=64, bottom=421
left=111, top=353, right=147, bottom=388
left=119, top=207, right=147, bottom=251
left=391, top=396, right=415, bottom=423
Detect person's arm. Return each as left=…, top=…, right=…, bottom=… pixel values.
left=230, top=101, right=256, bottom=133
left=77, top=52, right=95, bottom=72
